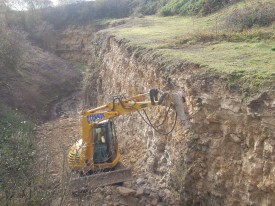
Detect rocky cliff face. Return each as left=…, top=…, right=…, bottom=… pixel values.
left=83, top=32, right=275, bottom=205
left=54, top=25, right=275, bottom=205
left=54, top=25, right=103, bottom=63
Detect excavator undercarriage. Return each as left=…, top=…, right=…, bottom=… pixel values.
left=69, top=163, right=132, bottom=192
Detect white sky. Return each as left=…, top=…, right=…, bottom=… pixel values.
left=52, top=0, right=95, bottom=6
left=9, top=0, right=95, bottom=10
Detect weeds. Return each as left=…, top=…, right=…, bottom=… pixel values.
left=0, top=27, right=25, bottom=70
left=109, top=3, right=275, bottom=94
left=222, top=2, right=275, bottom=31
left=0, top=106, right=33, bottom=140
left=176, top=28, right=275, bottom=45
left=0, top=106, right=34, bottom=205
left=158, top=0, right=241, bottom=16
left=0, top=105, right=93, bottom=206
left=73, top=62, right=88, bottom=72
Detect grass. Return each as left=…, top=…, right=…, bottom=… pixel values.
left=0, top=105, right=33, bottom=139
left=104, top=1, right=275, bottom=94
left=161, top=41, right=275, bottom=93
left=108, top=16, right=213, bottom=48
left=73, top=62, right=88, bottom=72
left=161, top=42, right=275, bottom=73
left=0, top=105, right=35, bottom=205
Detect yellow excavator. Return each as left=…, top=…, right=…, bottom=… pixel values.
left=67, top=89, right=172, bottom=190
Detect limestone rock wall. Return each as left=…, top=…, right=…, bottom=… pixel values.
left=54, top=25, right=99, bottom=63
left=87, top=33, right=275, bottom=205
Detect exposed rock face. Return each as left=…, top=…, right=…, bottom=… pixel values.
left=54, top=25, right=100, bottom=63
left=85, top=32, right=275, bottom=205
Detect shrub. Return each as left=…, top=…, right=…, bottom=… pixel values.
left=159, top=0, right=241, bottom=16
left=0, top=29, right=23, bottom=70
left=95, top=0, right=130, bottom=19
left=42, top=0, right=131, bottom=28
left=128, top=0, right=173, bottom=16
left=0, top=106, right=33, bottom=138
left=130, top=0, right=169, bottom=15
left=0, top=106, right=34, bottom=205
left=0, top=25, right=28, bottom=71
left=223, top=2, right=275, bottom=31
left=199, top=0, right=241, bottom=15
left=177, top=29, right=275, bottom=45
left=158, top=6, right=174, bottom=16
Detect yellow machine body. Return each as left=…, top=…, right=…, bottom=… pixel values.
left=67, top=91, right=164, bottom=174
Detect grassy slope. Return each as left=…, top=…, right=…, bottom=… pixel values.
left=105, top=0, right=275, bottom=93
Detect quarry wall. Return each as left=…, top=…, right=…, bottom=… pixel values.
left=57, top=28, right=275, bottom=205
left=88, top=32, right=275, bottom=206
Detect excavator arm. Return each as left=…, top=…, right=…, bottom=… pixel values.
left=68, top=89, right=170, bottom=191
left=84, top=88, right=166, bottom=124
left=85, top=101, right=157, bottom=125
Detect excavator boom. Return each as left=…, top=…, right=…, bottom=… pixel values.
left=68, top=89, right=170, bottom=191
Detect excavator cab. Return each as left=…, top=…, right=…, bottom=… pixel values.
left=92, top=120, right=118, bottom=163
left=68, top=89, right=173, bottom=190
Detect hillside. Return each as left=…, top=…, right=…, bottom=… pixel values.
left=0, top=27, right=81, bottom=121
left=105, top=0, right=275, bottom=95
left=0, top=16, right=81, bottom=206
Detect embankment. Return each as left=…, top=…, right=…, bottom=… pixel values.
left=83, top=32, right=275, bottom=205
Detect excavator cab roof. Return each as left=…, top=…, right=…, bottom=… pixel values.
left=94, top=119, right=109, bottom=127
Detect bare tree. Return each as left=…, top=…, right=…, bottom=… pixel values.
left=57, top=0, right=83, bottom=5
left=25, top=0, right=53, bottom=10
left=2, top=0, right=53, bottom=10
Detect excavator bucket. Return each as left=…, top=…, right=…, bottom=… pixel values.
left=69, top=163, right=132, bottom=193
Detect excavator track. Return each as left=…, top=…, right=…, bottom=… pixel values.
left=69, top=163, right=132, bottom=192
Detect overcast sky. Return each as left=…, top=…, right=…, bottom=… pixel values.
left=9, top=0, right=95, bottom=10
left=52, top=0, right=95, bottom=6
left=51, top=0, right=95, bottom=5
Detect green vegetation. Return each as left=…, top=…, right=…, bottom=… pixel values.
left=0, top=4, right=83, bottom=205
left=158, top=0, right=241, bottom=16
left=161, top=41, right=275, bottom=93
left=0, top=106, right=53, bottom=205
left=222, top=1, right=275, bottom=31
left=0, top=105, right=34, bottom=205
left=130, top=0, right=169, bottom=15
left=178, top=29, right=275, bottom=44
left=73, top=62, right=88, bottom=71
left=107, top=0, right=275, bottom=94
left=37, top=0, right=131, bottom=28
left=0, top=106, right=33, bottom=138
left=0, top=30, right=22, bottom=70
left=124, top=0, right=243, bottom=16
left=1, top=1, right=132, bottom=49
